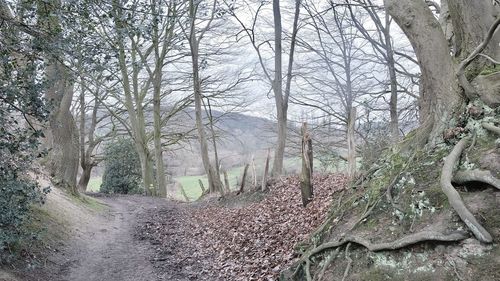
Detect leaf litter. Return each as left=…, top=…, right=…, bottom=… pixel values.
left=136, top=174, right=346, bottom=280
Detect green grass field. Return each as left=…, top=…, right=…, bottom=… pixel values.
left=87, top=177, right=102, bottom=192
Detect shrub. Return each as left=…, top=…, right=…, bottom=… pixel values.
left=0, top=47, right=49, bottom=261
left=100, top=138, right=143, bottom=194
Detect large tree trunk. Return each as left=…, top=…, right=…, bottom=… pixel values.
left=38, top=0, right=79, bottom=193
left=386, top=0, right=499, bottom=147
left=44, top=63, right=79, bottom=193
left=385, top=0, right=463, bottom=146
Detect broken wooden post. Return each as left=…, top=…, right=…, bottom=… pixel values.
left=261, top=149, right=271, bottom=191
left=180, top=185, right=190, bottom=202
left=198, top=179, right=206, bottom=194
left=223, top=170, right=231, bottom=194
left=251, top=154, right=257, bottom=186
left=300, top=122, right=313, bottom=207
left=238, top=163, right=250, bottom=194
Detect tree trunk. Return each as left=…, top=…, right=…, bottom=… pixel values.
left=38, top=0, right=79, bottom=194
left=77, top=165, right=92, bottom=192
left=188, top=0, right=222, bottom=193
left=347, top=107, right=357, bottom=179
left=385, top=0, right=463, bottom=145
left=271, top=0, right=285, bottom=177
left=271, top=0, right=301, bottom=176
left=205, top=98, right=221, bottom=181
left=384, top=12, right=399, bottom=143
left=153, top=74, right=167, bottom=197
left=111, top=0, right=157, bottom=196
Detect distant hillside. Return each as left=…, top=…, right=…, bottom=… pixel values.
left=166, top=108, right=278, bottom=176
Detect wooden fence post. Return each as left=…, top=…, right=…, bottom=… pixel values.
left=300, top=122, right=313, bottom=207
left=261, top=149, right=271, bottom=191
left=238, top=163, right=250, bottom=194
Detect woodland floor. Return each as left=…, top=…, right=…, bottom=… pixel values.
left=7, top=175, right=346, bottom=281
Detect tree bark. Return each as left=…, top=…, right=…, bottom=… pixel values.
left=38, top=0, right=79, bottom=193
left=271, top=0, right=285, bottom=176
left=384, top=12, right=399, bottom=143
left=385, top=0, right=463, bottom=145
left=347, top=107, right=357, bottom=179
left=188, top=0, right=222, bottom=193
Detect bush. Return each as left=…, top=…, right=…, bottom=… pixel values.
left=100, top=138, right=143, bottom=194
left=0, top=40, right=49, bottom=262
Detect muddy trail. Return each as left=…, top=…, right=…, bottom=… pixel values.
left=22, top=195, right=188, bottom=281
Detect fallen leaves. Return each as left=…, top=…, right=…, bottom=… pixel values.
left=137, top=174, right=346, bottom=280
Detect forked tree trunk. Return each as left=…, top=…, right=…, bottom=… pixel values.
left=385, top=0, right=499, bottom=146
left=385, top=0, right=462, bottom=145
left=111, top=0, right=156, bottom=196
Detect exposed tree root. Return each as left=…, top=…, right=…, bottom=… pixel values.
left=294, top=230, right=468, bottom=280
left=341, top=243, right=352, bottom=281
left=441, top=138, right=493, bottom=243
left=453, top=169, right=500, bottom=190
left=306, top=230, right=468, bottom=258
left=482, top=122, right=500, bottom=136
left=315, top=248, right=338, bottom=281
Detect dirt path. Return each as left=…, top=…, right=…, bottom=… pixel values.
left=59, top=195, right=168, bottom=281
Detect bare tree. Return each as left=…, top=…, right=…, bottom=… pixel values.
left=293, top=1, right=377, bottom=178
left=226, top=0, right=302, bottom=176
left=182, top=0, right=224, bottom=193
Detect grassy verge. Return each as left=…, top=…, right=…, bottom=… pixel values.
left=87, top=177, right=102, bottom=192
